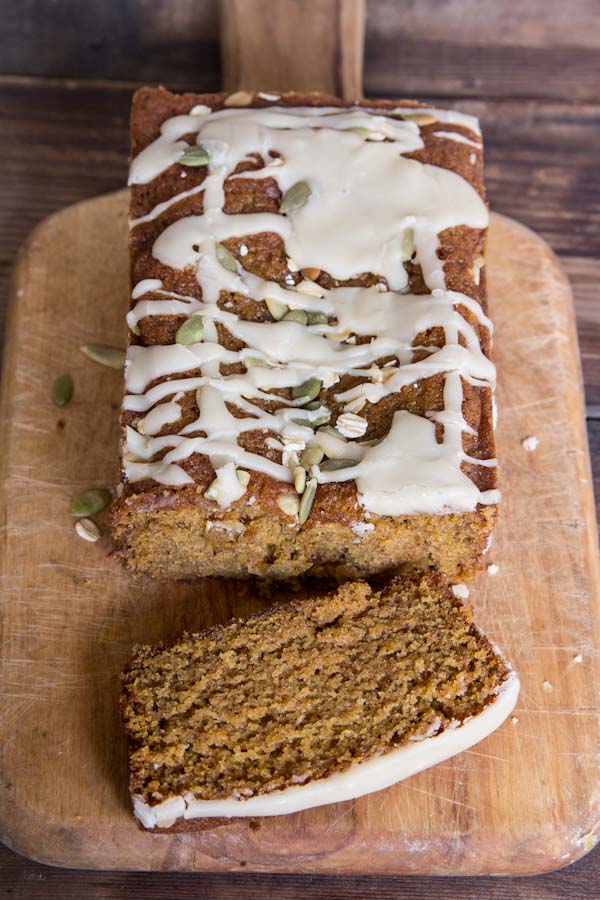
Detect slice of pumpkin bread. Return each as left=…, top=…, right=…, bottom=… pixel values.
left=121, top=569, right=518, bottom=828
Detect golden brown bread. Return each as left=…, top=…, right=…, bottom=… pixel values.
left=110, top=88, right=496, bottom=580
left=121, top=567, right=512, bottom=828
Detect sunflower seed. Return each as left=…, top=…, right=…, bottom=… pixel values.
left=344, top=396, right=367, bottom=414
left=292, top=377, right=321, bottom=402
left=300, top=446, right=324, bottom=468
left=80, top=344, right=125, bottom=369
left=224, top=91, right=253, bottom=107
left=298, top=477, right=317, bottom=525
left=175, top=314, right=204, bottom=344
left=75, top=518, right=101, bottom=542
left=51, top=373, right=74, bottom=407
left=283, top=309, right=308, bottom=325
left=277, top=493, right=300, bottom=517
left=472, top=253, right=486, bottom=286
left=265, top=297, right=288, bottom=320
left=282, top=448, right=300, bottom=469
left=293, top=466, right=307, bottom=494
left=319, top=457, right=356, bottom=471
left=401, top=112, right=437, bottom=126
left=307, top=311, right=328, bottom=326
left=204, top=479, right=220, bottom=501
left=216, top=242, right=238, bottom=272
left=280, top=181, right=311, bottom=214
left=70, top=488, right=112, bottom=517
left=296, top=279, right=324, bottom=298
left=401, top=227, right=415, bottom=260
left=179, top=145, right=210, bottom=167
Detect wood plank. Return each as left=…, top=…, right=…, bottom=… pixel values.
left=3, top=831, right=600, bottom=900
left=220, top=0, right=365, bottom=98
left=364, top=0, right=600, bottom=101
left=1, top=0, right=221, bottom=90
left=1, top=192, right=599, bottom=874
left=3, top=0, right=600, bottom=101
left=1, top=81, right=598, bottom=406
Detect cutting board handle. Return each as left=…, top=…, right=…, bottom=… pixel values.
left=219, top=0, right=365, bottom=98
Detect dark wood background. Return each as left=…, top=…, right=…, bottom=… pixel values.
left=1, top=0, right=599, bottom=896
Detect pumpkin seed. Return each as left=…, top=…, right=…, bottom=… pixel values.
left=292, top=377, right=321, bottom=402
left=237, top=470, right=250, bottom=487
left=70, top=488, right=113, bottom=517
left=344, top=126, right=370, bottom=139
left=307, top=311, right=328, bottom=326
left=298, top=477, right=317, bottom=525
left=75, top=518, right=101, bottom=542
left=283, top=309, right=308, bottom=325
left=80, top=344, right=126, bottom=369
left=216, top=242, right=238, bottom=272
left=280, top=181, right=311, bottom=214
left=179, top=145, right=210, bottom=167
left=401, top=112, right=437, bottom=126
left=304, top=400, right=323, bottom=410
left=319, top=457, right=356, bottom=471
left=265, top=297, right=288, bottom=320
left=51, top=373, right=74, bottom=407
left=301, top=446, right=324, bottom=468
left=175, top=314, right=204, bottom=344
left=318, top=425, right=346, bottom=440
left=401, top=227, right=415, bottom=260
left=224, top=91, right=253, bottom=108
left=243, top=355, right=269, bottom=368
left=309, top=407, right=331, bottom=427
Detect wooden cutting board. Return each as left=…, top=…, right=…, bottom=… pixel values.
left=0, top=190, right=599, bottom=876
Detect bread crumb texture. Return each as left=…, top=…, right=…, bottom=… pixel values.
left=121, top=569, right=509, bottom=805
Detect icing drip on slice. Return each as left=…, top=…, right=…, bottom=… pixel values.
left=125, top=103, right=497, bottom=517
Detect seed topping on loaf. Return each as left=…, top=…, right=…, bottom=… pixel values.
left=124, top=97, right=497, bottom=521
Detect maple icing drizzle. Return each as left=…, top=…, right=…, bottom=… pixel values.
left=125, top=103, right=498, bottom=516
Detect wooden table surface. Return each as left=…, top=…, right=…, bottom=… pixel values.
left=1, top=0, right=599, bottom=896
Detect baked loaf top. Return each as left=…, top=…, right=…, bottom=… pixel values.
left=121, top=569, right=518, bottom=827
left=122, top=88, right=498, bottom=528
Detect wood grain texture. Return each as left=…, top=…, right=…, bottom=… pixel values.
left=4, top=845, right=600, bottom=900
left=3, top=0, right=600, bottom=101
left=0, top=191, right=598, bottom=875
left=220, top=0, right=365, bottom=98
left=0, top=81, right=598, bottom=406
